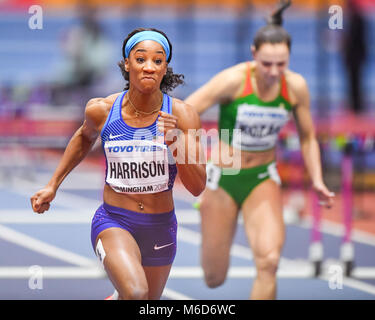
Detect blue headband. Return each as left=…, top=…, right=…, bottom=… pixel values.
left=124, top=31, right=170, bottom=61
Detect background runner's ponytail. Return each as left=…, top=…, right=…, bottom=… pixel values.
left=266, top=0, right=292, bottom=26
left=253, top=0, right=292, bottom=51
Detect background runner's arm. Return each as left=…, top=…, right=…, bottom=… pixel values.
left=185, top=67, right=241, bottom=114
left=177, top=126, right=206, bottom=197
left=292, top=75, right=334, bottom=207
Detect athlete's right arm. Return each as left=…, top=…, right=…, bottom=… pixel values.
left=30, top=98, right=106, bottom=214
left=184, top=65, right=243, bottom=114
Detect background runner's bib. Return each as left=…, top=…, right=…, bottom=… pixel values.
left=232, top=104, right=290, bottom=151
left=104, top=140, right=170, bottom=194
left=219, top=62, right=293, bottom=152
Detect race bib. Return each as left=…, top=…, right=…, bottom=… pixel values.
left=104, top=139, right=169, bottom=194
left=232, top=104, right=290, bottom=151
left=206, top=161, right=222, bottom=190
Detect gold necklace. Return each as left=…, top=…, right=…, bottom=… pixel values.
left=127, top=92, right=163, bottom=117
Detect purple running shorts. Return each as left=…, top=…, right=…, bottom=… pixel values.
left=91, top=202, right=177, bottom=266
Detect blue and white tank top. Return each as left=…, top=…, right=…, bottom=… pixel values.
left=101, top=91, right=177, bottom=194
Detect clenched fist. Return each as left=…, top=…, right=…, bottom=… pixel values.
left=30, top=186, right=56, bottom=214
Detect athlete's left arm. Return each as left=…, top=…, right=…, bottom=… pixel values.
left=291, top=74, right=335, bottom=208
left=157, top=99, right=206, bottom=197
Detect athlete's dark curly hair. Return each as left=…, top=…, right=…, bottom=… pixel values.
left=118, top=27, right=185, bottom=93
left=253, top=0, right=292, bottom=51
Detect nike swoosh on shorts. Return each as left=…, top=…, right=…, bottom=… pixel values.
left=257, top=172, right=270, bottom=179
left=154, top=243, right=174, bottom=250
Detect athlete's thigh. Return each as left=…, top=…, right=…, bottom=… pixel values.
left=200, top=187, right=239, bottom=265
left=241, top=179, right=285, bottom=260
left=96, top=227, right=148, bottom=295
left=143, top=265, right=172, bottom=300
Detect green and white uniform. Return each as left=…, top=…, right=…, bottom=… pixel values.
left=208, top=62, right=293, bottom=206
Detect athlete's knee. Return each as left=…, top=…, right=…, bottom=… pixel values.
left=201, top=246, right=231, bottom=288
left=255, top=249, right=281, bottom=278
left=204, top=270, right=227, bottom=288
left=118, top=283, right=149, bottom=300
left=115, top=274, right=149, bottom=300
left=202, top=261, right=228, bottom=288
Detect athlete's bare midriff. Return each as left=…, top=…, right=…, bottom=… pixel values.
left=210, top=140, right=276, bottom=169
left=103, top=179, right=174, bottom=213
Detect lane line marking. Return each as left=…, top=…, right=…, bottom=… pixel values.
left=162, top=287, right=194, bottom=300
left=1, top=265, right=375, bottom=281
left=0, top=224, right=96, bottom=267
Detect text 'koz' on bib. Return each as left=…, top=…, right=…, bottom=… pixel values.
left=104, top=140, right=170, bottom=194
left=232, top=104, right=290, bottom=151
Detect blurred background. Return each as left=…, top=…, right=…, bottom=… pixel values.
left=1, top=0, right=374, bottom=236
left=0, top=0, right=375, bottom=299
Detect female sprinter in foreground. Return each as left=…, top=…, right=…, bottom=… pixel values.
left=31, top=28, right=206, bottom=300
left=185, top=2, right=334, bottom=299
